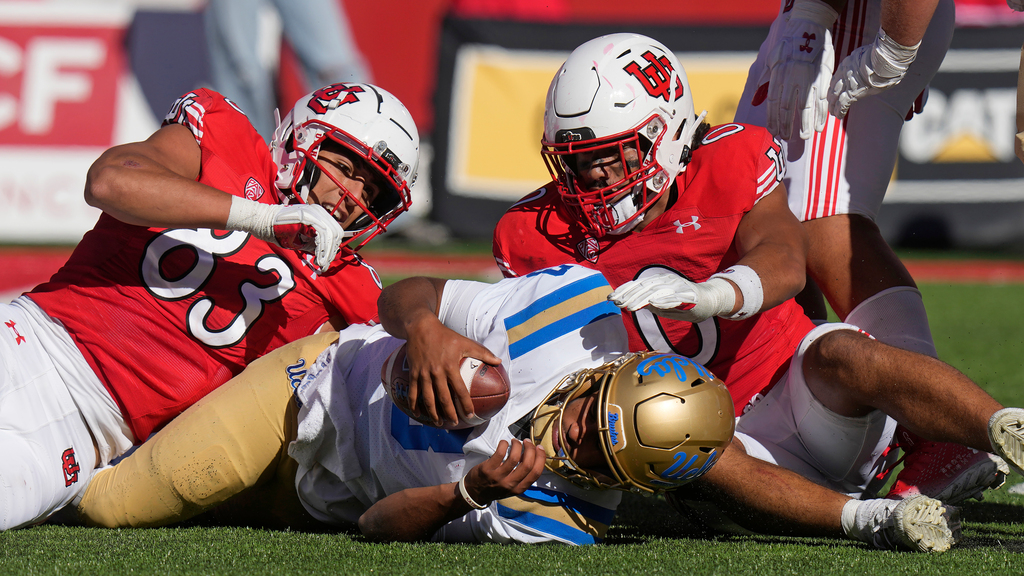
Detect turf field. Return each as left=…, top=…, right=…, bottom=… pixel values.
left=3, top=248, right=1024, bottom=575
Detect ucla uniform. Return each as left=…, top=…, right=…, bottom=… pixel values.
left=291, top=264, right=629, bottom=544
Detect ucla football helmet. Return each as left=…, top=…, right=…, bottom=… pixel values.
left=271, top=82, right=418, bottom=251
left=542, top=33, right=708, bottom=236
left=531, top=351, right=734, bottom=493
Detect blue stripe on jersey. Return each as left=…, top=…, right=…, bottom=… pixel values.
left=389, top=405, right=470, bottom=454
left=496, top=503, right=601, bottom=545
left=504, top=273, right=619, bottom=360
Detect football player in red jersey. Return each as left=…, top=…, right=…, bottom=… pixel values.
left=491, top=33, right=1024, bottom=552
left=0, top=82, right=418, bottom=530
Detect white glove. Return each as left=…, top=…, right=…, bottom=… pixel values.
left=1009, top=0, right=1024, bottom=12
left=766, top=0, right=837, bottom=140
left=226, top=196, right=344, bottom=269
left=608, top=274, right=735, bottom=324
left=828, top=28, right=920, bottom=119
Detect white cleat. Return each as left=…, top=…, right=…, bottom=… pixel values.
left=989, top=408, right=1024, bottom=477
left=891, top=495, right=961, bottom=553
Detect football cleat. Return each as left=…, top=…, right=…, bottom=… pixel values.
left=885, top=427, right=1007, bottom=504
left=855, top=495, right=960, bottom=552
left=988, top=407, right=1024, bottom=477
left=890, top=495, right=961, bottom=553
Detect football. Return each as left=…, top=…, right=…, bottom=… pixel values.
left=380, top=342, right=511, bottom=430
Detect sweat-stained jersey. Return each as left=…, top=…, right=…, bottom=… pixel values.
left=492, top=124, right=816, bottom=415
left=26, top=89, right=381, bottom=442
left=291, top=264, right=628, bottom=544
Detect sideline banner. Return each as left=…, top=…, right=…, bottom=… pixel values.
left=432, top=17, right=1024, bottom=245
left=0, top=1, right=211, bottom=245
left=0, top=2, right=161, bottom=243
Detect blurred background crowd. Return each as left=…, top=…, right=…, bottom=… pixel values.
left=2, top=0, right=1024, bottom=250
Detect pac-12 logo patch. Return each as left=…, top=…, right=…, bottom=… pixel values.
left=62, top=448, right=80, bottom=487
left=244, top=177, right=265, bottom=201
left=577, top=237, right=600, bottom=264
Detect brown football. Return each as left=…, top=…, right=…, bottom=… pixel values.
left=380, top=342, right=511, bottom=430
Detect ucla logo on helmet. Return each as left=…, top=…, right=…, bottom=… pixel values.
left=607, top=403, right=627, bottom=452
left=638, top=353, right=714, bottom=383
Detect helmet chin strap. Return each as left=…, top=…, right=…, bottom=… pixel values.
left=607, top=183, right=646, bottom=235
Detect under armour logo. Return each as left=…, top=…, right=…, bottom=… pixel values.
left=62, top=448, right=80, bottom=487
left=799, top=32, right=816, bottom=53
left=674, top=216, right=700, bottom=234
left=5, top=320, right=25, bottom=345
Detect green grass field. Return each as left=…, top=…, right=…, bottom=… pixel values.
left=3, top=277, right=1024, bottom=575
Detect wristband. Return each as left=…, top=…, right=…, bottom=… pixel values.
left=457, top=476, right=488, bottom=510
left=789, top=0, right=839, bottom=28
left=872, top=28, right=920, bottom=80
left=225, top=196, right=275, bottom=242
left=710, top=265, right=764, bottom=320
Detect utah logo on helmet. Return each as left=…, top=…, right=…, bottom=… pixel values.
left=307, top=84, right=365, bottom=114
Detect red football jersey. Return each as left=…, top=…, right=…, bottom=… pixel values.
left=493, top=123, right=815, bottom=415
left=28, top=89, right=381, bottom=441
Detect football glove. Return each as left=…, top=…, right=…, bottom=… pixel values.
left=608, top=274, right=735, bottom=324
left=829, top=28, right=920, bottom=119
left=766, top=0, right=837, bottom=140
left=226, top=196, right=344, bottom=270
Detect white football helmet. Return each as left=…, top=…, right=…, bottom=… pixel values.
left=542, top=33, right=707, bottom=236
left=271, top=82, right=419, bottom=251
left=531, top=351, right=735, bottom=494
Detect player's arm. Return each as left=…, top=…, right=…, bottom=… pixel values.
left=378, top=277, right=501, bottom=427
left=610, top=185, right=807, bottom=323
left=86, top=117, right=345, bottom=269
left=729, top=183, right=808, bottom=311
left=675, top=435, right=956, bottom=550
left=358, top=439, right=545, bottom=542
left=84, top=123, right=233, bottom=229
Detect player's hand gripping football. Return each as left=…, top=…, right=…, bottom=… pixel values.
left=609, top=273, right=736, bottom=323
left=829, top=28, right=919, bottom=119
left=226, top=197, right=345, bottom=270
left=460, top=439, right=546, bottom=509
left=402, top=316, right=502, bottom=427
left=766, top=0, right=836, bottom=140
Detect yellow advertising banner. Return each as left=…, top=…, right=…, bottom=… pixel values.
left=445, top=45, right=757, bottom=201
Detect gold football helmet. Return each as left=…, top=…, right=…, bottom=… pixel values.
left=531, top=351, right=734, bottom=493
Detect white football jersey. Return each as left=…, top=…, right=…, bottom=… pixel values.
left=290, top=264, right=629, bottom=544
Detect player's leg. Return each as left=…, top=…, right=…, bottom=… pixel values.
left=77, top=332, right=339, bottom=528
left=203, top=0, right=275, bottom=139
left=0, top=311, right=98, bottom=530
left=803, top=328, right=1000, bottom=447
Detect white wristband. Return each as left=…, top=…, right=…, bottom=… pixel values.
left=457, top=476, right=488, bottom=510
left=872, top=28, right=920, bottom=80
left=225, top=195, right=275, bottom=242
left=790, top=0, right=839, bottom=28
left=710, top=265, right=763, bottom=320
